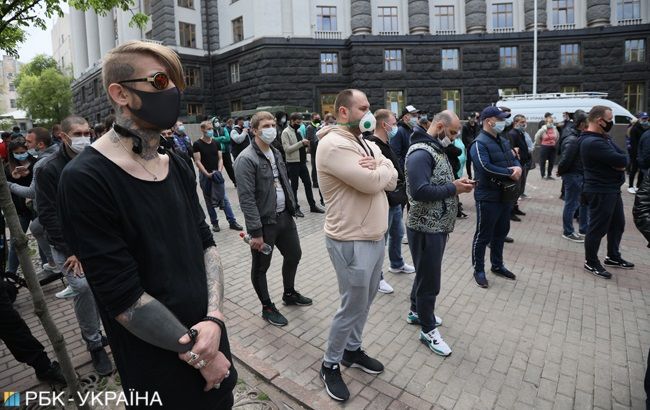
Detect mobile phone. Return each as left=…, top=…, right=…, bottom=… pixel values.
left=470, top=179, right=478, bottom=185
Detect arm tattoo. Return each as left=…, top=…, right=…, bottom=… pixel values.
left=204, top=246, right=224, bottom=313
left=115, top=292, right=193, bottom=353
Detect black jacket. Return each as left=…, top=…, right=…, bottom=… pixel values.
left=556, top=127, right=583, bottom=176
left=35, top=144, right=74, bottom=257
left=507, top=127, right=531, bottom=166
left=637, top=129, right=650, bottom=169
left=366, top=135, right=407, bottom=206
left=461, top=122, right=480, bottom=147
left=579, top=131, right=628, bottom=193
left=390, top=120, right=414, bottom=169
left=633, top=172, right=650, bottom=247
left=444, top=143, right=462, bottom=177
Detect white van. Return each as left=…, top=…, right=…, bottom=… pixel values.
left=496, top=92, right=636, bottom=148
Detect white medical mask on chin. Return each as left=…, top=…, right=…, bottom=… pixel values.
left=260, top=128, right=277, bottom=144
left=70, top=136, right=91, bottom=153
left=358, top=111, right=376, bottom=133
left=440, top=136, right=452, bottom=147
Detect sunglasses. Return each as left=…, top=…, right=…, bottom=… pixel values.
left=118, top=72, right=170, bottom=90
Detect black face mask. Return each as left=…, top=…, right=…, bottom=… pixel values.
left=124, top=86, right=181, bottom=130
left=600, top=119, right=613, bottom=133
left=292, top=123, right=301, bottom=130
left=160, top=135, right=174, bottom=149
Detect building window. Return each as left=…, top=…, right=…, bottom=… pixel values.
left=624, top=82, right=645, bottom=114
left=232, top=17, right=244, bottom=43
left=321, top=93, right=337, bottom=115
left=560, top=43, right=580, bottom=66
left=229, top=63, right=240, bottom=83
left=492, top=3, right=514, bottom=30
left=385, top=90, right=405, bottom=115
left=561, top=85, right=580, bottom=93
left=441, top=49, right=459, bottom=70
left=185, top=66, right=201, bottom=87
left=177, top=0, right=193, bottom=9
left=441, top=89, right=461, bottom=116
left=8, top=83, right=14, bottom=91
left=187, top=103, right=204, bottom=117
left=230, top=99, right=242, bottom=112
left=317, top=6, right=337, bottom=31
left=10, top=99, right=16, bottom=108
left=378, top=6, right=398, bottom=33
left=384, top=49, right=403, bottom=71
left=500, top=87, right=519, bottom=96
left=434, top=6, right=455, bottom=33
left=625, top=39, right=646, bottom=63
left=81, top=87, right=86, bottom=103
left=320, top=52, right=339, bottom=74
left=617, top=0, right=641, bottom=22
left=499, top=46, right=518, bottom=68
left=551, top=0, right=575, bottom=27
left=179, top=22, right=196, bottom=48
left=142, top=0, right=151, bottom=15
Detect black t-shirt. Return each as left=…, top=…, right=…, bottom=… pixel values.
left=192, top=138, right=220, bottom=172
left=58, top=148, right=235, bottom=409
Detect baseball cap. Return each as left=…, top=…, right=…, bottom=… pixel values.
left=480, top=106, right=511, bottom=121
left=401, top=105, right=420, bottom=118
left=638, top=112, right=649, bottom=119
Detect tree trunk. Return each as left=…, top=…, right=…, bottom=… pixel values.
left=0, top=165, right=90, bottom=410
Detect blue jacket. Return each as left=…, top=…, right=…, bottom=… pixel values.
left=579, top=131, right=628, bottom=193
left=390, top=120, right=415, bottom=170
left=469, top=130, right=520, bottom=202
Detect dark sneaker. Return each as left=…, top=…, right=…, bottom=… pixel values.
left=584, top=262, right=612, bottom=279
left=90, top=347, right=114, bottom=376
left=504, top=236, right=514, bottom=243
left=457, top=211, right=468, bottom=219
left=320, top=363, right=349, bottom=402
left=310, top=205, right=325, bottom=214
left=510, top=214, right=521, bottom=222
left=562, top=233, right=584, bottom=243
left=229, top=221, right=243, bottom=231
left=212, top=223, right=220, bottom=232
left=294, top=209, right=304, bottom=218
left=513, top=208, right=526, bottom=216
left=36, top=361, right=67, bottom=386
left=282, top=291, right=313, bottom=306
left=262, top=304, right=288, bottom=326
left=604, top=257, right=635, bottom=269
left=341, top=348, right=384, bottom=374
left=491, top=266, right=516, bottom=280
left=546, top=176, right=556, bottom=180
left=474, top=271, right=489, bottom=288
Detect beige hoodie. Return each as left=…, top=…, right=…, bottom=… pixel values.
left=316, top=125, right=398, bottom=241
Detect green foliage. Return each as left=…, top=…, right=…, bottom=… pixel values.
left=14, top=55, right=59, bottom=88
left=0, top=119, right=14, bottom=130
left=17, top=67, right=72, bottom=125
left=0, top=0, right=148, bottom=57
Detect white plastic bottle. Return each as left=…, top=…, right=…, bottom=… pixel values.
left=240, top=232, right=272, bottom=255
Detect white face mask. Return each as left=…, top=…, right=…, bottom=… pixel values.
left=260, top=128, right=277, bottom=144
left=440, top=136, right=452, bottom=147
left=70, top=136, right=91, bottom=153
left=358, top=111, right=376, bottom=133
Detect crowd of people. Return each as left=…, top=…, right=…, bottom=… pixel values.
left=0, top=40, right=648, bottom=408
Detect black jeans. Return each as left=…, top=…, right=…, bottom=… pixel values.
left=222, top=151, right=236, bottom=186
left=286, top=162, right=316, bottom=209
left=251, top=211, right=302, bottom=305
left=311, top=149, right=319, bottom=187
left=0, top=281, right=51, bottom=374
left=465, top=154, right=472, bottom=179
left=539, top=145, right=557, bottom=178
left=584, top=192, right=625, bottom=266
left=407, top=229, right=447, bottom=333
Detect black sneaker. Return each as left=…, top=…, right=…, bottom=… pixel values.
left=341, top=348, right=384, bottom=374
left=457, top=211, right=468, bottom=219
left=212, top=223, right=221, bottom=232
left=320, top=363, right=350, bottom=402
left=510, top=214, right=521, bottom=222
left=513, top=207, right=526, bottom=216
left=294, top=209, right=304, bottom=218
left=36, top=361, right=67, bottom=386
left=282, top=291, right=313, bottom=306
left=474, top=271, right=489, bottom=288
left=229, top=221, right=243, bottom=231
left=584, top=262, right=612, bottom=279
left=604, top=257, right=635, bottom=269
left=90, top=347, right=114, bottom=376
left=491, top=266, right=517, bottom=280
left=262, top=304, right=288, bottom=326
left=562, top=233, right=584, bottom=243
left=504, top=236, right=514, bottom=243
left=310, top=205, right=325, bottom=214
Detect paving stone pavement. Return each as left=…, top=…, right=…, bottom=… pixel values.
left=2, top=167, right=649, bottom=410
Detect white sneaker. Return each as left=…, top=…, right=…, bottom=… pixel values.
left=43, top=263, right=61, bottom=273
left=55, top=286, right=77, bottom=299
left=628, top=187, right=637, bottom=194
left=378, top=279, right=394, bottom=294
left=389, top=263, right=415, bottom=274
left=419, top=328, right=452, bottom=356
left=401, top=236, right=408, bottom=244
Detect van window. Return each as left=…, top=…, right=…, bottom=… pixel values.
left=614, top=115, right=633, bottom=125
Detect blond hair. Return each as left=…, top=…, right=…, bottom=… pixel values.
left=251, top=111, right=275, bottom=130
left=102, top=40, right=185, bottom=108
left=200, top=120, right=212, bottom=130
left=374, top=109, right=394, bottom=126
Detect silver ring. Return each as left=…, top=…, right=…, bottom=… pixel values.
left=186, top=351, right=199, bottom=364
left=195, top=359, right=208, bottom=369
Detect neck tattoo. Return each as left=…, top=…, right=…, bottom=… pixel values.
left=113, top=131, right=160, bottom=181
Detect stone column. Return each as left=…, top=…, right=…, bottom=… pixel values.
left=97, top=10, right=115, bottom=58
left=465, top=0, right=486, bottom=34
left=586, top=0, right=610, bottom=27
left=84, top=10, right=101, bottom=65
left=70, top=9, right=89, bottom=78
left=151, top=0, right=176, bottom=46
left=408, top=0, right=429, bottom=34
left=351, top=0, right=371, bottom=35
left=525, top=0, right=547, bottom=30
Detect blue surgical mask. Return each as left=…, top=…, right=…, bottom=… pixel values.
left=177, top=125, right=186, bottom=133
left=27, top=148, right=38, bottom=157
left=640, top=120, right=649, bottom=128
left=493, top=121, right=506, bottom=133
left=408, top=117, right=418, bottom=128
left=206, top=130, right=214, bottom=138
left=505, top=117, right=513, bottom=126
left=388, top=125, right=398, bottom=139
left=13, top=152, right=28, bottom=161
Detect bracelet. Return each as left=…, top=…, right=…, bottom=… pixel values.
left=202, top=316, right=226, bottom=332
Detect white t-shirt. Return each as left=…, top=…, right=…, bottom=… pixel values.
left=263, top=148, right=286, bottom=213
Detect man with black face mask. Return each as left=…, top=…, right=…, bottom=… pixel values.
left=160, top=128, right=193, bottom=171
left=58, top=41, right=236, bottom=408
left=580, top=105, right=634, bottom=279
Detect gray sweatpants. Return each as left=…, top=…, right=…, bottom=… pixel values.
left=323, top=237, right=385, bottom=364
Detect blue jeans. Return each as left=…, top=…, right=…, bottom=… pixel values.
left=199, top=173, right=236, bottom=226
left=386, top=205, right=405, bottom=269
left=562, top=173, right=588, bottom=236
left=7, top=215, right=47, bottom=274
